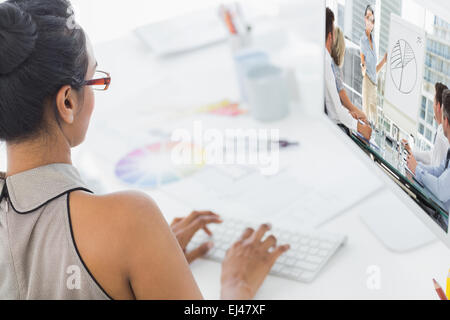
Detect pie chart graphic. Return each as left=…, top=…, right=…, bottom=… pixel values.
left=115, top=142, right=204, bottom=188
left=390, top=39, right=417, bottom=94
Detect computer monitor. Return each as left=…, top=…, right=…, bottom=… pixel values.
left=323, top=1, right=450, bottom=250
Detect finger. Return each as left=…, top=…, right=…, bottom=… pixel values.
left=261, top=235, right=277, bottom=251
left=239, top=227, right=254, bottom=241
left=270, top=244, right=291, bottom=262
left=203, top=225, right=213, bottom=236
left=186, top=242, right=214, bottom=264
left=185, top=211, right=221, bottom=225
left=185, top=216, right=223, bottom=239
left=250, top=224, right=272, bottom=243
left=171, top=217, right=183, bottom=226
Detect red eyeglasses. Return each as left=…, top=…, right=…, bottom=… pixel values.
left=84, top=70, right=111, bottom=91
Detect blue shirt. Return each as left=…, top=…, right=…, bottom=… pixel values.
left=360, top=32, right=377, bottom=85
left=416, top=158, right=450, bottom=213
left=331, top=61, right=345, bottom=93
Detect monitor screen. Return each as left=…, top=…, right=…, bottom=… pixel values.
left=324, top=2, right=450, bottom=233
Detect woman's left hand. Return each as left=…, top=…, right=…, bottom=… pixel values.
left=171, top=211, right=223, bottom=263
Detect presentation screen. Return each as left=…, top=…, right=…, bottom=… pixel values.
left=324, top=4, right=450, bottom=233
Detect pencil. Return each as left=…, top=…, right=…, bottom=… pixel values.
left=446, top=270, right=450, bottom=299
left=224, top=10, right=237, bottom=35
left=433, top=279, right=448, bottom=300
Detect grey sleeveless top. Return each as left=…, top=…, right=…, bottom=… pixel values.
left=0, top=164, right=111, bottom=300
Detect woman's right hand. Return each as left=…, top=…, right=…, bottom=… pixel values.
left=401, top=139, right=412, bottom=154
left=220, top=224, right=290, bottom=300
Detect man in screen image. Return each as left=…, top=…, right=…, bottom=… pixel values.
left=407, top=89, right=450, bottom=230
left=324, top=7, right=372, bottom=140
left=403, top=83, right=449, bottom=167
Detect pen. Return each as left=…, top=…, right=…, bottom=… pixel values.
left=276, top=140, right=300, bottom=148
left=224, top=8, right=237, bottom=35
left=433, top=279, right=448, bottom=300
left=224, top=137, right=300, bottom=150
left=234, top=2, right=251, bottom=35
left=446, top=270, right=450, bottom=299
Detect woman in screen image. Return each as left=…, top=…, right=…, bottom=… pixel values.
left=360, top=5, right=387, bottom=127
left=331, top=27, right=368, bottom=122
left=0, top=0, right=289, bottom=300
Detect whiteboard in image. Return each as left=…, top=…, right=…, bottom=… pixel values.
left=385, top=14, right=425, bottom=122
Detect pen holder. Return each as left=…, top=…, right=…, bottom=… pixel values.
left=244, top=64, right=290, bottom=122
left=229, top=32, right=253, bottom=53
left=233, top=49, right=269, bottom=103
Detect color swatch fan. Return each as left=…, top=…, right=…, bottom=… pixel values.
left=115, top=142, right=204, bottom=188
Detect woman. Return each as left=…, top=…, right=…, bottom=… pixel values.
left=0, top=0, right=289, bottom=300
left=360, top=5, right=387, bottom=127
left=331, top=27, right=367, bottom=122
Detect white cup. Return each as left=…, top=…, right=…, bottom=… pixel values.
left=245, top=64, right=290, bottom=122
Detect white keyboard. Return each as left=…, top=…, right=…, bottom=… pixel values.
left=187, top=218, right=347, bottom=283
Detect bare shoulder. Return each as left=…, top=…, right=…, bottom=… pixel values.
left=68, top=190, right=171, bottom=299
left=70, top=190, right=165, bottom=230
left=69, top=189, right=170, bottom=259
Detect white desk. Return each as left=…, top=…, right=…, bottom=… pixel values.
left=76, top=9, right=450, bottom=300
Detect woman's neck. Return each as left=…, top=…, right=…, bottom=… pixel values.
left=6, top=133, right=72, bottom=177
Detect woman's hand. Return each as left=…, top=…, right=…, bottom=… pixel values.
left=361, top=62, right=367, bottom=77
left=220, top=224, right=290, bottom=300
left=401, top=139, right=412, bottom=154
left=171, top=211, right=222, bottom=263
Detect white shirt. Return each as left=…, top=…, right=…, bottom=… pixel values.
left=324, top=48, right=357, bottom=131
left=414, top=124, right=449, bottom=167
left=416, top=155, right=450, bottom=216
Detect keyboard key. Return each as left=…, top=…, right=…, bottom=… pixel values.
left=272, top=265, right=283, bottom=273
left=278, top=256, right=288, bottom=264
left=320, top=242, right=334, bottom=250
left=300, top=238, right=310, bottom=245
left=310, top=240, right=320, bottom=247
left=306, top=256, right=323, bottom=264
left=296, top=262, right=318, bottom=272
left=300, top=272, right=316, bottom=282
left=299, top=246, right=309, bottom=252
left=318, top=250, right=329, bottom=257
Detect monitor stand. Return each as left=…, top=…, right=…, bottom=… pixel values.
left=360, top=189, right=436, bottom=253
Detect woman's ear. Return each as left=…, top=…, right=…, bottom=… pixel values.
left=55, top=85, right=78, bottom=124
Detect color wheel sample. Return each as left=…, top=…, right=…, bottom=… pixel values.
left=115, top=142, right=204, bottom=188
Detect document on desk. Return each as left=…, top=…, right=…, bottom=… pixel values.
left=161, top=163, right=383, bottom=228
left=135, top=8, right=228, bottom=56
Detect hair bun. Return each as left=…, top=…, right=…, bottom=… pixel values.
left=0, top=2, right=38, bottom=75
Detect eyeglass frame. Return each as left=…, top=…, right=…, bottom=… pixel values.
left=83, top=70, right=111, bottom=91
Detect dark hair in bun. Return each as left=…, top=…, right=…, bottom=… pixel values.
left=0, top=0, right=89, bottom=142
left=0, top=2, right=37, bottom=75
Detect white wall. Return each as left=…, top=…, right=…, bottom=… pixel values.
left=70, top=0, right=223, bottom=44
